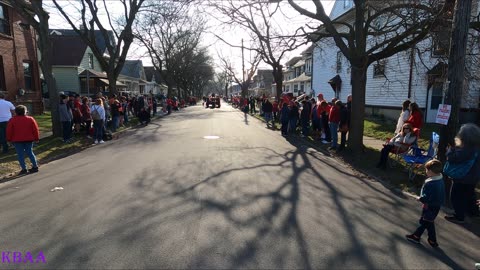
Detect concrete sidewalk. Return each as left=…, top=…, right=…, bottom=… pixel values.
left=363, top=135, right=385, bottom=150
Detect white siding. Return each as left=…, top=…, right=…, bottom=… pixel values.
left=53, top=67, right=80, bottom=93
left=79, top=47, right=103, bottom=73
left=312, top=0, right=480, bottom=123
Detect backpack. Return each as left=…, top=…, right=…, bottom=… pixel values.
left=91, top=106, right=102, bottom=120
left=443, top=152, right=478, bottom=179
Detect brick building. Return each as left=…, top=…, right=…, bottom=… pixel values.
left=0, top=1, right=42, bottom=114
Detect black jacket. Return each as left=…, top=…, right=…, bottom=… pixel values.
left=263, top=102, right=273, bottom=113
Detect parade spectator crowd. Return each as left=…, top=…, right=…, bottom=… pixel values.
left=230, top=93, right=352, bottom=151
left=56, top=92, right=196, bottom=144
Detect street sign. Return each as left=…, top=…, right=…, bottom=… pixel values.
left=435, top=104, right=451, bottom=125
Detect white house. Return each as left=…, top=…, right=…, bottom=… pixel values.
left=119, top=60, right=147, bottom=95
left=249, top=69, right=274, bottom=97
left=144, top=66, right=167, bottom=95
left=311, top=0, right=480, bottom=123
left=280, top=46, right=313, bottom=97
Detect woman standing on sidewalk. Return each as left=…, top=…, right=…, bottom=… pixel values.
left=59, top=94, right=73, bottom=143
left=81, top=97, right=92, bottom=138
left=91, top=98, right=106, bottom=144
left=6, top=105, right=39, bottom=175
left=444, top=123, right=480, bottom=223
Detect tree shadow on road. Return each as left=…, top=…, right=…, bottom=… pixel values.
left=6, top=114, right=476, bottom=269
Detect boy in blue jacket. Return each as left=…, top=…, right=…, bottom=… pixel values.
left=406, top=159, right=445, bottom=247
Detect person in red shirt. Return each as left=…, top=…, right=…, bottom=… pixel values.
left=404, top=102, right=423, bottom=137
left=272, top=99, right=279, bottom=123
left=6, top=105, right=40, bottom=175
left=328, top=100, right=342, bottom=150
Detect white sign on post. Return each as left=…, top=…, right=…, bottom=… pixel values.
left=435, top=104, right=451, bottom=125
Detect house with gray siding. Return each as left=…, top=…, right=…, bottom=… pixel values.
left=311, top=0, right=480, bottom=123
left=50, top=30, right=111, bottom=94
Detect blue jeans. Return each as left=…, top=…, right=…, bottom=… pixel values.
left=289, top=118, right=298, bottom=133
left=329, top=122, right=339, bottom=148
left=264, top=112, right=272, bottom=123
left=13, top=142, right=38, bottom=170
left=123, top=112, right=128, bottom=124
left=112, top=116, right=120, bottom=132
left=281, top=120, right=289, bottom=135
left=0, top=121, right=8, bottom=153
left=62, top=121, right=72, bottom=142
left=301, top=119, right=309, bottom=136
left=93, top=120, right=104, bottom=141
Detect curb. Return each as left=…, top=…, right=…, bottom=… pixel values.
left=0, top=114, right=166, bottom=181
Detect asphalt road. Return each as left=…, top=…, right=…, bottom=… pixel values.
left=0, top=102, right=478, bottom=269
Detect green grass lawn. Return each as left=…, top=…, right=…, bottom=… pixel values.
left=32, top=111, right=52, bottom=133
left=364, top=116, right=442, bottom=149
left=1, top=112, right=145, bottom=178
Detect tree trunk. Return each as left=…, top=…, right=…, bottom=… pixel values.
left=32, top=1, right=62, bottom=137
left=349, top=65, right=367, bottom=153
left=241, top=83, right=249, bottom=98
left=107, top=69, right=117, bottom=95
left=438, top=0, right=472, bottom=162
left=273, top=65, right=283, bottom=101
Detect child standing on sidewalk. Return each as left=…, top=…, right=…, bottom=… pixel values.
left=406, top=159, right=445, bottom=247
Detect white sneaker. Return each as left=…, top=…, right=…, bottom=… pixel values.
left=99, top=140, right=105, bottom=144
left=94, top=140, right=98, bottom=144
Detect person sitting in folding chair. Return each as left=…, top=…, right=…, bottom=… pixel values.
left=377, top=123, right=417, bottom=170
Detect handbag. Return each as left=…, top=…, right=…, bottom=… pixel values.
left=443, top=152, right=478, bottom=179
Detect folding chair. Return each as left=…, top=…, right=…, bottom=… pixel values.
left=385, top=136, right=417, bottom=168
left=402, top=132, right=439, bottom=181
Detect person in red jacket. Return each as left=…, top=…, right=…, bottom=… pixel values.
left=328, top=100, right=342, bottom=150
left=272, top=99, right=279, bottom=123
left=404, top=102, right=423, bottom=137
left=6, top=105, right=40, bottom=175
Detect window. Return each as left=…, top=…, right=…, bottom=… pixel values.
left=373, top=60, right=386, bottom=77
left=300, top=83, right=305, bottom=93
left=0, top=56, right=5, bottom=91
left=336, top=51, right=342, bottom=73
left=432, top=31, right=450, bottom=57
left=23, top=61, right=34, bottom=91
left=305, top=59, right=312, bottom=74
left=430, top=82, right=444, bottom=110
left=88, top=53, right=94, bottom=69
left=0, top=4, right=10, bottom=36
left=294, top=84, right=298, bottom=92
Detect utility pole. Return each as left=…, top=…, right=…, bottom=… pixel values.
left=439, top=0, right=472, bottom=162
left=241, top=39, right=245, bottom=82
left=241, top=39, right=246, bottom=97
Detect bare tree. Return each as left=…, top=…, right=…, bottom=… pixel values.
left=288, top=0, right=451, bottom=153
left=133, top=0, right=203, bottom=97
left=7, top=0, right=62, bottom=136
left=52, top=0, right=145, bottom=94
left=217, top=51, right=261, bottom=98
left=171, top=46, right=215, bottom=98
left=210, top=0, right=306, bottom=101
